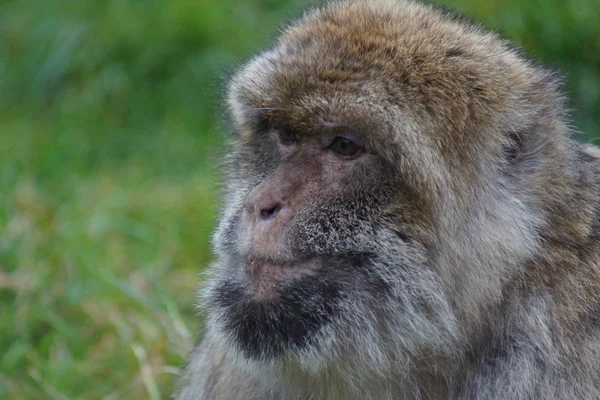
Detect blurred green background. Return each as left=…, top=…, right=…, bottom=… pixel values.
left=0, top=0, right=598, bottom=398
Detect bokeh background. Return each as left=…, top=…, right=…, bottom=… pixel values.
left=1, top=0, right=598, bottom=398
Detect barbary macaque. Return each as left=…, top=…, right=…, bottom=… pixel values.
left=176, top=0, right=600, bottom=398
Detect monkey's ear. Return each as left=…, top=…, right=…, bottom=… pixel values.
left=500, top=73, right=569, bottom=176
left=501, top=125, right=552, bottom=177
left=503, top=131, right=526, bottom=164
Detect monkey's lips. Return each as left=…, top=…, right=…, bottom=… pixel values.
left=243, top=257, right=320, bottom=299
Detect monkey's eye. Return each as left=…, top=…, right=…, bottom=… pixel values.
left=277, top=130, right=300, bottom=146
left=329, top=136, right=364, bottom=158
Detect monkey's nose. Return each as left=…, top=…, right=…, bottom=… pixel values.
left=244, top=195, right=285, bottom=223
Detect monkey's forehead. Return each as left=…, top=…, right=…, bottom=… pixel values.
left=227, top=0, right=547, bottom=151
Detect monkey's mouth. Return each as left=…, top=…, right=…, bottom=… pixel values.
left=209, top=258, right=341, bottom=361
left=242, top=257, right=321, bottom=299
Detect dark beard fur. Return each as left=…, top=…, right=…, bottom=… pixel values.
left=207, top=276, right=343, bottom=361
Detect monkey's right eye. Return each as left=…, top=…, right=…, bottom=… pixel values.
left=277, top=130, right=300, bottom=146
left=329, top=136, right=364, bottom=158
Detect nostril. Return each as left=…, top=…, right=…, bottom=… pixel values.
left=244, top=189, right=286, bottom=222
left=259, top=204, right=281, bottom=220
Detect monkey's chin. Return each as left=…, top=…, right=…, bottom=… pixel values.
left=206, top=275, right=341, bottom=362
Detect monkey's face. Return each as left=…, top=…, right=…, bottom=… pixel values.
left=202, top=99, right=458, bottom=371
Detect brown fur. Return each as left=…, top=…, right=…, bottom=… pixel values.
left=177, top=1, right=600, bottom=399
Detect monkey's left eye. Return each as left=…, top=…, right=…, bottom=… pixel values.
left=329, top=136, right=364, bottom=158
left=278, top=130, right=300, bottom=145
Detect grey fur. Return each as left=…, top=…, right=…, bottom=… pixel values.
left=176, top=1, right=600, bottom=399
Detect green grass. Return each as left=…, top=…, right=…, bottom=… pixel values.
left=0, top=0, right=598, bottom=398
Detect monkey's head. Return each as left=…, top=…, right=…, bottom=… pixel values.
left=202, top=0, right=567, bottom=378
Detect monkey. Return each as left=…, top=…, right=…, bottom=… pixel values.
left=175, top=0, right=600, bottom=399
